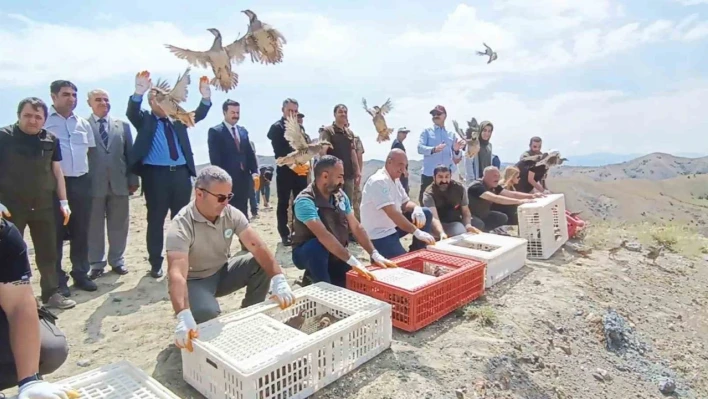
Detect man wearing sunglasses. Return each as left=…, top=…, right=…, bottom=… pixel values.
left=165, top=166, right=295, bottom=351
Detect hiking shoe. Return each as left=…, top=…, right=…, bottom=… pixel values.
left=44, top=293, right=76, bottom=309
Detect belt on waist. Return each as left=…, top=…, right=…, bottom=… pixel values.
left=143, top=164, right=187, bottom=171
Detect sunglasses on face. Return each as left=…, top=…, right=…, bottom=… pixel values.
left=432, top=112, right=442, bottom=117
left=199, top=188, right=234, bottom=203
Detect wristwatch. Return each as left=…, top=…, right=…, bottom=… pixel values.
left=18, top=373, right=42, bottom=388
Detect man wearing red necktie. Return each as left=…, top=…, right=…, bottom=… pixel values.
left=207, top=100, right=258, bottom=220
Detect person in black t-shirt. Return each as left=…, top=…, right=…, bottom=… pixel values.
left=0, top=218, right=75, bottom=395
left=516, top=136, right=549, bottom=194
left=259, top=165, right=274, bottom=209
left=467, top=166, right=542, bottom=231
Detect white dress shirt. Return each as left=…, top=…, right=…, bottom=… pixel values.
left=45, top=106, right=96, bottom=177
left=360, top=167, right=410, bottom=240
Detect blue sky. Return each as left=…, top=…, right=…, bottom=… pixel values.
left=1, top=0, right=707, bottom=165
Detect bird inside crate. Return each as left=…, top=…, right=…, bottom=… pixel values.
left=284, top=309, right=343, bottom=334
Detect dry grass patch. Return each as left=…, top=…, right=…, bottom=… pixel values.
left=583, top=220, right=708, bottom=258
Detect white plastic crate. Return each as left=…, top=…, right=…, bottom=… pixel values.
left=370, top=267, right=437, bottom=291
left=182, top=282, right=392, bottom=399
left=6, top=360, right=180, bottom=399
left=430, top=232, right=527, bottom=288
left=517, top=193, right=568, bottom=259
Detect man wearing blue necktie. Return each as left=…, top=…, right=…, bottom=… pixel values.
left=126, top=71, right=212, bottom=278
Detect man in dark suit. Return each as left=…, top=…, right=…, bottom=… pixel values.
left=125, top=70, right=212, bottom=278
left=207, top=100, right=258, bottom=218
left=267, top=98, right=310, bottom=246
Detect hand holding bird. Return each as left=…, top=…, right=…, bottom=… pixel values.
left=199, top=76, right=211, bottom=99
left=134, top=70, right=152, bottom=95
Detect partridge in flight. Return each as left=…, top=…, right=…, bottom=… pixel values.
left=452, top=117, right=481, bottom=158
left=240, top=10, right=287, bottom=65
left=477, top=43, right=498, bottom=64
left=150, top=67, right=198, bottom=127
left=276, top=114, right=331, bottom=167
left=165, top=28, right=251, bottom=92
left=362, top=97, right=394, bottom=143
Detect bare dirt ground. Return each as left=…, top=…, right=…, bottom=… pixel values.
left=4, top=194, right=708, bottom=399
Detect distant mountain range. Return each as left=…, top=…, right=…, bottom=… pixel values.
left=559, top=152, right=706, bottom=167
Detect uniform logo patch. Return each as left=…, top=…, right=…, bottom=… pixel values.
left=224, top=229, right=233, bottom=238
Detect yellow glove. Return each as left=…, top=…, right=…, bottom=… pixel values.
left=292, top=164, right=310, bottom=176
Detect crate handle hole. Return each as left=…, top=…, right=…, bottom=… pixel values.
left=206, top=358, right=218, bottom=369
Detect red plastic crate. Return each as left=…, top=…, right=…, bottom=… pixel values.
left=345, top=249, right=486, bottom=332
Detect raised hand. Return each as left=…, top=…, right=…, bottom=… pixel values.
left=134, top=70, right=152, bottom=95
left=199, top=76, right=211, bottom=99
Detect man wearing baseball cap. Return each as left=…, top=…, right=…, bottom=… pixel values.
left=416, top=105, right=464, bottom=203
left=391, top=127, right=410, bottom=194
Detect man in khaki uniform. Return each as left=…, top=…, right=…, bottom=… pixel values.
left=165, top=165, right=296, bottom=352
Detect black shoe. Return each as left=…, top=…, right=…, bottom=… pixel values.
left=88, top=269, right=104, bottom=280
left=282, top=236, right=293, bottom=246
left=150, top=268, right=164, bottom=278
left=73, top=277, right=97, bottom=292
left=113, top=266, right=129, bottom=275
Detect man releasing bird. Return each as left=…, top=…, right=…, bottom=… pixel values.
left=452, top=117, right=481, bottom=158
left=362, top=97, right=394, bottom=143
left=165, top=28, right=251, bottom=92
left=276, top=114, right=331, bottom=167
left=149, top=67, right=201, bottom=127
left=240, top=9, right=287, bottom=65
left=477, top=43, right=498, bottom=64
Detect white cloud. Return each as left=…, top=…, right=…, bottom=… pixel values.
left=493, top=0, right=618, bottom=20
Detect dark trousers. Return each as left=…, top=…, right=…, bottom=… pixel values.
left=142, top=165, right=192, bottom=272
left=491, top=203, right=519, bottom=225
left=56, top=174, right=92, bottom=285
left=276, top=168, right=308, bottom=239
left=471, top=211, right=508, bottom=232
left=370, top=208, right=434, bottom=259
left=0, top=310, right=69, bottom=390
left=419, top=174, right=434, bottom=204
left=6, top=206, right=58, bottom=301
left=292, top=239, right=351, bottom=288
left=247, top=176, right=258, bottom=217
left=227, top=172, right=251, bottom=220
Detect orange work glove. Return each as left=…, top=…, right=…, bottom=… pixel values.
left=292, top=164, right=310, bottom=176
left=253, top=175, right=260, bottom=191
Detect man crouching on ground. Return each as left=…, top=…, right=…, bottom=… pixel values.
left=422, top=165, right=481, bottom=240
left=360, top=149, right=436, bottom=259
left=292, top=155, right=397, bottom=287
left=165, top=165, right=296, bottom=352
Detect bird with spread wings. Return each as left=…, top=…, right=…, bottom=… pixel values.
left=452, top=117, right=481, bottom=158
left=165, top=28, right=258, bottom=92
left=276, top=114, right=332, bottom=167
left=520, top=150, right=568, bottom=168
left=240, top=9, right=288, bottom=65
left=362, top=98, right=394, bottom=143
left=476, top=42, right=498, bottom=64
left=149, top=67, right=199, bottom=127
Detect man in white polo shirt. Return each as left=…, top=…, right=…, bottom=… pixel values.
left=360, top=149, right=436, bottom=259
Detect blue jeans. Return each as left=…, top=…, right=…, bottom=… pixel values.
left=370, top=208, right=433, bottom=259
left=260, top=183, right=271, bottom=204
left=292, top=239, right=351, bottom=287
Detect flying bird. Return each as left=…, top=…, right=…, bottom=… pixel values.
left=521, top=150, right=566, bottom=168
left=150, top=68, right=197, bottom=127
left=276, top=114, right=331, bottom=167
left=646, top=245, right=663, bottom=265
left=165, top=28, right=249, bottom=92
left=476, top=43, right=498, bottom=64
left=240, top=10, right=287, bottom=65
left=362, top=98, right=394, bottom=143
left=452, top=118, right=481, bottom=158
